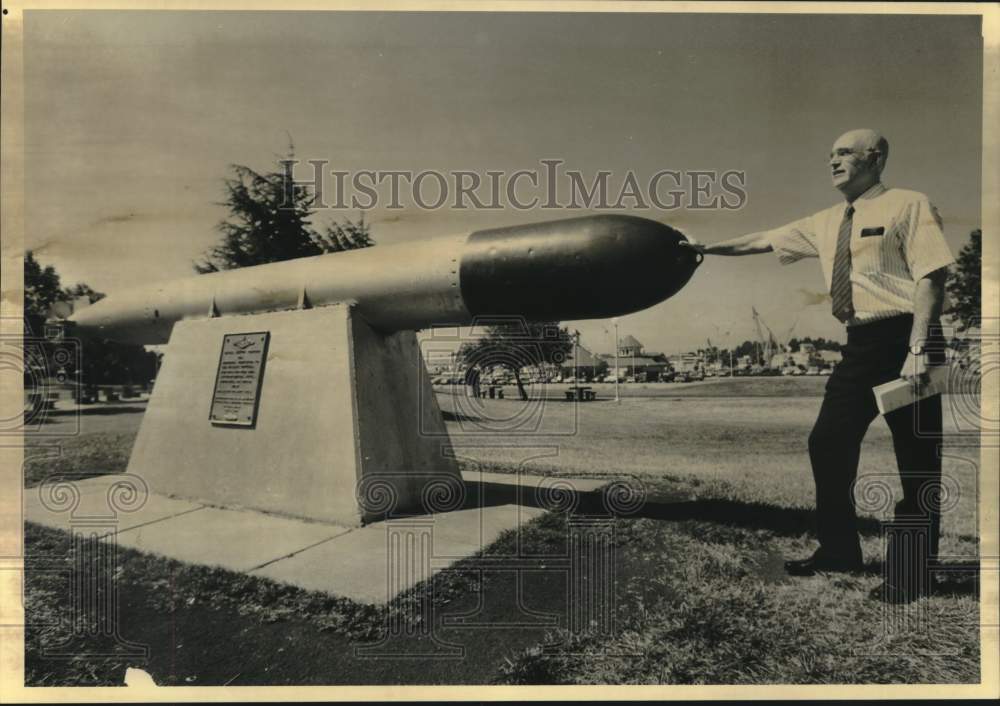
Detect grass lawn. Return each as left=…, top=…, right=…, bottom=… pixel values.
left=22, top=378, right=982, bottom=685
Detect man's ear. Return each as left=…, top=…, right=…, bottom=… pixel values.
left=870, top=150, right=889, bottom=174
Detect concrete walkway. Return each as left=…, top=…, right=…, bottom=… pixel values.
left=25, top=471, right=609, bottom=604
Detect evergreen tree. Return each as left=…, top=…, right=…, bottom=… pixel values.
left=314, top=213, right=375, bottom=253
left=946, top=229, right=982, bottom=332
left=196, top=157, right=374, bottom=273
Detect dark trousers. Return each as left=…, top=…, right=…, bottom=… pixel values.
left=807, top=315, right=944, bottom=566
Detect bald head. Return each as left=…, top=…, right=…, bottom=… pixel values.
left=829, top=129, right=889, bottom=200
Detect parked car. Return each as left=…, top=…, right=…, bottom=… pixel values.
left=806, top=366, right=820, bottom=376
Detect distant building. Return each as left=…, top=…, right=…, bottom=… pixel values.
left=770, top=352, right=791, bottom=369
left=667, top=353, right=703, bottom=372
left=619, top=335, right=644, bottom=357
left=600, top=336, right=671, bottom=380
left=817, top=350, right=842, bottom=365
left=792, top=351, right=812, bottom=367
left=773, top=347, right=841, bottom=369
left=560, top=344, right=604, bottom=380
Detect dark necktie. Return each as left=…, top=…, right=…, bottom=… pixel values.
left=830, top=204, right=855, bottom=323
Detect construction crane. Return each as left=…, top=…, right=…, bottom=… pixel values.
left=751, top=307, right=780, bottom=367
left=750, top=309, right=802, bottom=368
left=783, top=318, right=799, bottom=351
left=784, top=320, right=797, bottom=344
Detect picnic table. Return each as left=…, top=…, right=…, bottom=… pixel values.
left=25, top=392, right=58, bottom=412
left=482, top=385, right=504, bottom=399
left=565, top=385, right=596, bottom=401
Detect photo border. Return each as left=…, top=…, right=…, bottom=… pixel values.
left=1, top=1, right=996, bottom=701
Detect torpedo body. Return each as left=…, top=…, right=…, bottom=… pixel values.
left=68, top=214, right=701, bottom=345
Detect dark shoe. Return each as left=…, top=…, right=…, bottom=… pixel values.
left=784, top=549, right=863, bottom=577
left=870, top=580, right=930, bottom=604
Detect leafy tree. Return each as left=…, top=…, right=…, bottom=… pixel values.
left=946, top=228, right=981, bottom=333
left=23, top=253, right=156, bottom=389
left=456, top=321, right=573, bottom=401
left=196, top=157, right=373, bottom=273
left=64, top=283, right=106, bottom=304
left=24, top=251, right=64, bottom=336
left=77, top=337, right=158, bottom=388
left=719, top=349, right=740, bottom=368
left=732, top=340, right=757, bottom=361
left=788, top=336, right=840, bottom=353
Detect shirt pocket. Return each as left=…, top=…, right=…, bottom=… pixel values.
left=851, top=218, right=900, bottom=276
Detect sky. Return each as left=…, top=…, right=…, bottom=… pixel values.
left=24, top=10, right=983, bottom=355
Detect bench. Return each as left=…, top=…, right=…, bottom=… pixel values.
left=565, top=386, right=596, bottom=401
left=26, top=392, right=57, bottom=411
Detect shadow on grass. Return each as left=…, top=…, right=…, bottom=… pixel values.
left=466, top=478, right=977, bottom=554
left=465, top=480, right=852, bottom=538
left=637, top=496, right=862, bottom=536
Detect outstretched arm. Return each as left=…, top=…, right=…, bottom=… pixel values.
left=684, top=231, right=774, bottom=256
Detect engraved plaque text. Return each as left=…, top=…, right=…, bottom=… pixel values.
left=209, top=331, right=270, bottom=426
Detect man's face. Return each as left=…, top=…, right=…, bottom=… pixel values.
left=828, top=136, right=876, bottom=191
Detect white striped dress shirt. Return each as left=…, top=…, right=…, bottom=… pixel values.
left=765, top=183, right=955, bottom=326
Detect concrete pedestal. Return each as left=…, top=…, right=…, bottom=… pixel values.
left=126, top=304, right=459, bottom=526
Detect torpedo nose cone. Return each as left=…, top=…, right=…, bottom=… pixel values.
left=459, top=214, right=701, bottom=321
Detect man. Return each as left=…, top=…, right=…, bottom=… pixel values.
left=685, top=129, right=954, bottom=603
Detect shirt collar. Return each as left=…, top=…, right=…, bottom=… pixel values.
left=848, top=182, right=887, bottom=206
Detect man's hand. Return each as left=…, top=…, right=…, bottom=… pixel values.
left=679, top=236, right=706, bottom=255
left=900, top=349, right=931, bottom=391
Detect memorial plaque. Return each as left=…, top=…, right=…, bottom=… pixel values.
left=209, top=331, right=270, bottom=426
